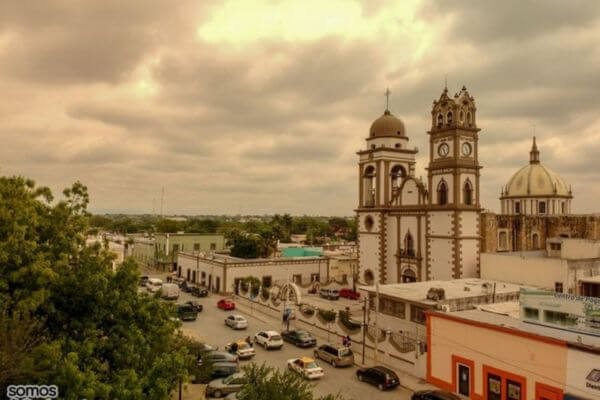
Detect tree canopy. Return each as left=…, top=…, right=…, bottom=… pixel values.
left=0, top=176, right=191, bottom=399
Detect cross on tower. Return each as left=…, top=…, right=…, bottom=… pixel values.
left=384, top=87, right=391, bottom=111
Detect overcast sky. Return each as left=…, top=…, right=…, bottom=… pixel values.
left=1, top=0, right=599, bottom=215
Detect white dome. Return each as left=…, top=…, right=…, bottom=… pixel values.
left=504, top=163, right=570, bottom=197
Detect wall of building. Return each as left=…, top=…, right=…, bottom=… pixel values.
left=385, top=215, right=398, bottom=283
left=428, top=238, right=454, bottom=281
left=359, top=233, right=379, bottom=283
left=460, top=239, right=479, bottom=278
left=566, top=347, right=600, bottom=399
left=561, top=239, right=600, bottom=260
left=428, top=314, right=567, bottom=399
left=481, top=252, right=567, bottom=291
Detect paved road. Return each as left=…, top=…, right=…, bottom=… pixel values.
left=159, top=285, right=412, bottom=400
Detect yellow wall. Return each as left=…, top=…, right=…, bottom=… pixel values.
left=429, top=315, right=567, bottom=399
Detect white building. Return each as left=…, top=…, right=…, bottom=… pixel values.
left=481, top=238, right=600, bottom=295
left=357, top=86, right=482, bottom=285
left=177, top=252, right=329, bottom=294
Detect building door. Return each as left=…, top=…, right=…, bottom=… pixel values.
left=536, top=383, right=562, bottom=400
left=215, top=277, right=220, bottom=293
left=457, top=364, right=470, bottom=397
left=187, top=269, right=191, bottom=281
left=192, top=271, right=196, bottom=283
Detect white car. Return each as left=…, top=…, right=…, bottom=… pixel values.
left=254, top=330, right=284, bottom=350
left=146, top=278, right=163, bottom=293
left=286, top=357, right=324, bottom=380
left=225, top=315, right=248, bottom=330
left=224, top=340, right=256, bottom=360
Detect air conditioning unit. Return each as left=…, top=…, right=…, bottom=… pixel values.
left=426, top=287, right=445, bottom=301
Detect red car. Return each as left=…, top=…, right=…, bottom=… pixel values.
left=339, top=288, right=360, bottom=300
left=217, top=299, right=236, bottom=310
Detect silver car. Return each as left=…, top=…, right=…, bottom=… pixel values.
left=206, top=372, right=247, bottom=398
left=313, top=344, right=354, bottom=367
left=225, top=315, right=248, bottom=330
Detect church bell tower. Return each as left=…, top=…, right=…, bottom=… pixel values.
left=426, top=86, right=482, bottom=280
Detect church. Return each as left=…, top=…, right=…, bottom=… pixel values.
left=357, top=87, right=600, bottom=285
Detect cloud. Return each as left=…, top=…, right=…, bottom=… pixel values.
left=0, top=0, right=598, bottom=215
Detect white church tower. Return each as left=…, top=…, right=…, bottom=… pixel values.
left=426, top=86, right=482, bottom=280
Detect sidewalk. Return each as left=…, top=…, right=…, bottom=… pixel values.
left=234, top=297, right=438, bottom=394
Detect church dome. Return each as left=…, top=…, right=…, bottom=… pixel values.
left=503, top=137, right=571, bottom=198
left=369, top=109, right=406, bottom=138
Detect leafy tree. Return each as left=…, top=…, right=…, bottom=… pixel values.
left=0, top=176, right=190, bottom=399
left=238, top=363, right=343, bottom=400
left=226, top=229, right=269, bottom=259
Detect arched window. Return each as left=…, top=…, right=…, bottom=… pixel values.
left=499, top=231, right=508, bottom=250
left=459, top=110, right=464, bottom=123
left=404, top=232, right=414, bottom=257
left=532, top=233, right=540, bottom=250
left=401, top=268, right=417, bottom=283
left=363, top=269, right=374, bottom=285
left=447, top=111, right=453, bottom=125
left=437, top=180, right=448, bottom=205
left=363, top=165, right=376, bottom=207
left=364, top=216, right=374, bottom=232
left=466, top=112, right=472, bottom=126
left=463, top=180, right=473, bottom=205
left=390, top=165, right=406, bottom=188
left=437, top=114, right=443, bottom=128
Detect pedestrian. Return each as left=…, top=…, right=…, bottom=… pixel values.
left=344, top=335, right=352, bottom=348
left=246, top=335, right=253, bottom=347
left=342, top=336, right=348, bottom=347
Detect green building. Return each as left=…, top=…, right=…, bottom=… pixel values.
left=131, top=233, right=226, bottom=271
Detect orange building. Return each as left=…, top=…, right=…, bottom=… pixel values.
left=426, top=309, right=600, bottom=400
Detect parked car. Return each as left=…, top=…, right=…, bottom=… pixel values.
left=191, top=285, right=209, bottom=297
left=287, top=357, right=324, bottom=380
left=184, top=300, right=203, bottom=313
left=160, top=283, right=180, bottom=300
left=206, top=372, right=247, bottom=398
left=411, top=390, right=461, bottom=400
left=197, top=343, right=218, bottom=353
left=181, top=281, right=194, bottom=293
left=224, top=340, right=255, bottom=359
left=192, top=361, right=239, bottom=383
left=313, top=344, right=354, bottom=367
left=339, top=288, right=360, bottom=300
left=218, top=299, right=236, bottom=310
left=281, top=330, right=317, bottom=347
left=198, top=351, right=238, bottom=366
left=319, top=288, right=340, bottom=300
left=225, top=315, right=248, bottom=330
left=176, top=304, right=198, bottom=321
left=146, top=278, right=163, bottom=293
left=139, top=275, right=149, bottom=286
left=356, top=366, right=400, bottom=391
left=254, top=330, right=284, bottom=350
left=169, top=276, right=186, bottom=287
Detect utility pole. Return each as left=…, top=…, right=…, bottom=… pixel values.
left=361, top=296, right=367, bottom=364
left=374, top=282, right=380, bottom=363
left=160, top=186, right=164, bottom=217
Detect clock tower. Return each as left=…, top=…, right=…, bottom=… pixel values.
left=426, top=86, right=482, bottom=280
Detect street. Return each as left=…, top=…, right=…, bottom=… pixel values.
left=167, top=286, right=413, bottom=400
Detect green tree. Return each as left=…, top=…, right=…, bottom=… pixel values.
left=238, top=363, right=343, bottom=400
left=0, top=176, right=190, bottom=399
left=226, top=229, right=269, bottom=259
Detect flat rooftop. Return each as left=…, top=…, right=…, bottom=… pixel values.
left=179, top=251, right=326, bottom=264
left=485, top=250, right=547, bottom=258
left=360, top=279, right=526, bottom=305
left=446, top=309, right=600, bottom=350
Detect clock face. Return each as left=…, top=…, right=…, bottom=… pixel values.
left=438, top=143, right=450, bottom=157
left=462, top=142, right=472, bottom=156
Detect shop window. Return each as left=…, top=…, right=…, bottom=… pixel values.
left=410, top=305, right=427, bottom=324
left=193, top=243, right=200, bottom=251
left=394, top=302, right=406, bottom=319
left=507, top=380, right=522, bottom=400
left=310, top=273, right=320, bottom=283
left=210, top=243, right=217, bottom=250
left=544, top=310, right=576, bottom=326
left=293, top=274, right=302, bottom=285
left=523, top=307, right=539, bottom=320
left=487, top=374, right=502, bottom=400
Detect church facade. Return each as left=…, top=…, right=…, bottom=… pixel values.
left=356, top=86, right=482, bottom=285
left=357, top=87, right=600, bottom=285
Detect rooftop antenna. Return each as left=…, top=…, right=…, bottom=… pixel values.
left=384, top=87, right=391, bottom=111
left=444, top=74, right=448, bottom=91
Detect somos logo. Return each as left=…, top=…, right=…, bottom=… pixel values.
left=6, top=385, right=59, bottom=400
left=586, top=369, right=600, bottom=391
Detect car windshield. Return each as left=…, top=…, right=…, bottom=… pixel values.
left=339, top=348, right=352, bottom=356
left=235, top=317, right=245, bottom=321
left=305, top=362, right=318, bottom=369
left=297, top=332, right=310, bottom=338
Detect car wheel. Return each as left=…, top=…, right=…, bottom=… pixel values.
left=378, top=384, right=384, bottom=391
left=331, top=360, right=336, bottom=368
left=357, top=374, right=363, bottom=382
left=213, top=390, right=222, bottom=398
